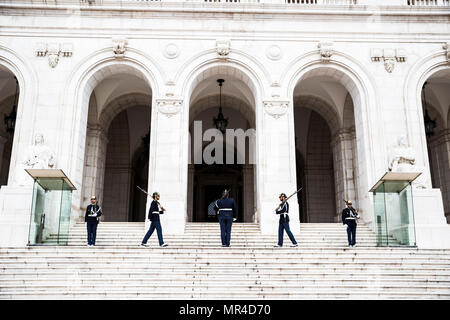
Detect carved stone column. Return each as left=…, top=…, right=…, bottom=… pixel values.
left=81, top=125, right=108, bottom=222
left=187, top=164, right=194, bottom=222
left=0, top=135, right=9, bottom=184
left=331, top=128, right=357, bottom=222
left=242, top=164, right=255, bottom=222
left=427, top=129, right=450, bottom=222
left=149, top=98, right=185, bottom=234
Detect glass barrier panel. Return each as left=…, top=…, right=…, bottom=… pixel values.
left=372, top=180, right=417, bottom=247
left=374, top=182, right=388, bottom=246
left=58, top=180, right=73, bottom=245
left=27, top=177, right=74, bottom=245
left=28, top=181, right=46, bottom=245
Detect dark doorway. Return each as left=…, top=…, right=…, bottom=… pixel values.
left=193, top=163, right=243, bottom=222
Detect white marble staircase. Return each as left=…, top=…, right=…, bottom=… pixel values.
left=1, top=222, right=449, bottom=299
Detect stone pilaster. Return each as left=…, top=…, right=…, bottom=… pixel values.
left=149, top=98, right=185, bottom=234
left=260, top=100, right=299, bottom=235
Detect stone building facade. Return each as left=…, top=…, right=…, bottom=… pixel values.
left=0, top=0, right=449, bottom=248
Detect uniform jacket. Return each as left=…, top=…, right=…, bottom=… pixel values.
left=342, top=207, right=359, bottom=225
left=85, top=204, right=102, bottom=224
left=275, top=201, right=290, bottom=223
left=215, top=198, right=238, bottom=219
left=148, top=200, right=164, bottom=222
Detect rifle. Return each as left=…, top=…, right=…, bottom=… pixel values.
left=343, top=199, right=360, bottom=219
left=276, top=187, right=302, bottom=211
left=136, top=186, right=166, bottom=212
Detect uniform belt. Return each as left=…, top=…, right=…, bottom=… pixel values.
left=219, top=208, right=233, bottom=211
left=152, top=211, right=160, bottom=214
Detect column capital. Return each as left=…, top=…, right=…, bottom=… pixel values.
left=330, top=127, right=355, bottom=146
left=263, top=100, right=289, bottom=119
left=156, top=97, right=183, bottom=118
left=87, top=124, right=108, bottom=142
left=427, top=129, right=450, bottom=146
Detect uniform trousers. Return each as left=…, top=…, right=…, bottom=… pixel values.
left=86, top=222, right=98, bottom=245
left=278, top=221, right=297, bottom=246
left=218, top=214, right=233, bottom=246
left=346, top=219, right=357, bottom=246
left=142, top=221, right=164, bottom=246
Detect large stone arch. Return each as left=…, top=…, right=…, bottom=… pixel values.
left=81, top=92, right=152, bottom=215
left=183, top=62, right=260, bottom=224
left=404, top=50, right=450, bottom=188
left=293, top=94, right=341, bottom=222
left=0, top=45, right=39, bottom=186
left=60, top=49, right=162, bottom=218
left=284, top=52, right=382, bottom=227
left=402, top=49, right=450, bottom=246
left=0, top=45, right=42, bottom=246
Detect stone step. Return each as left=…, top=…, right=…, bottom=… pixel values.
left=1, top=292, right=448, bottom=299
left=3, top=263, right=449, bottom=270
left=2, top=284, right=449, bottom=295
left=2, top=254, right=449, bottom=262
left=2, top=252, right=447, bottom=259
left=2, top=271, right=449, bottom=280
left=2, top=279, right=450, bottom=288
left=2, top=222, right=445, bottom=299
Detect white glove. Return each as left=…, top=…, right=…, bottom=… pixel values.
left=233, top=218, right=237, bottom=222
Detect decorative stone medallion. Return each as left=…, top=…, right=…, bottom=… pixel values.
left=164, top=43, right=179, bottom=59
left=266, top=45, right=282, bottom=61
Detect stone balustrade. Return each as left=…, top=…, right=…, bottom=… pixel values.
left=1, top=0, right=449, bottom=7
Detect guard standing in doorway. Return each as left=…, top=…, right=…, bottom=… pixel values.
left=85, top=196, right=102, bottom=247
left=215, top=189, right=238, bottom=247
left=274, top=193, right=298, bottom=247
left=342, top=200, right=360, bottom=247
left=141, top=192, right=168, bottom=247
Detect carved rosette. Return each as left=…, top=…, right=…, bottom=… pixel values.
left=266, top=45, right=282, bottom=61
left=263, top=101, right=289, bottom=119
left=216, top=39, right=231, bottom=59
left=164, top=43, right=179, bottom=59
left=156, top=99, right=183, bottom=118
